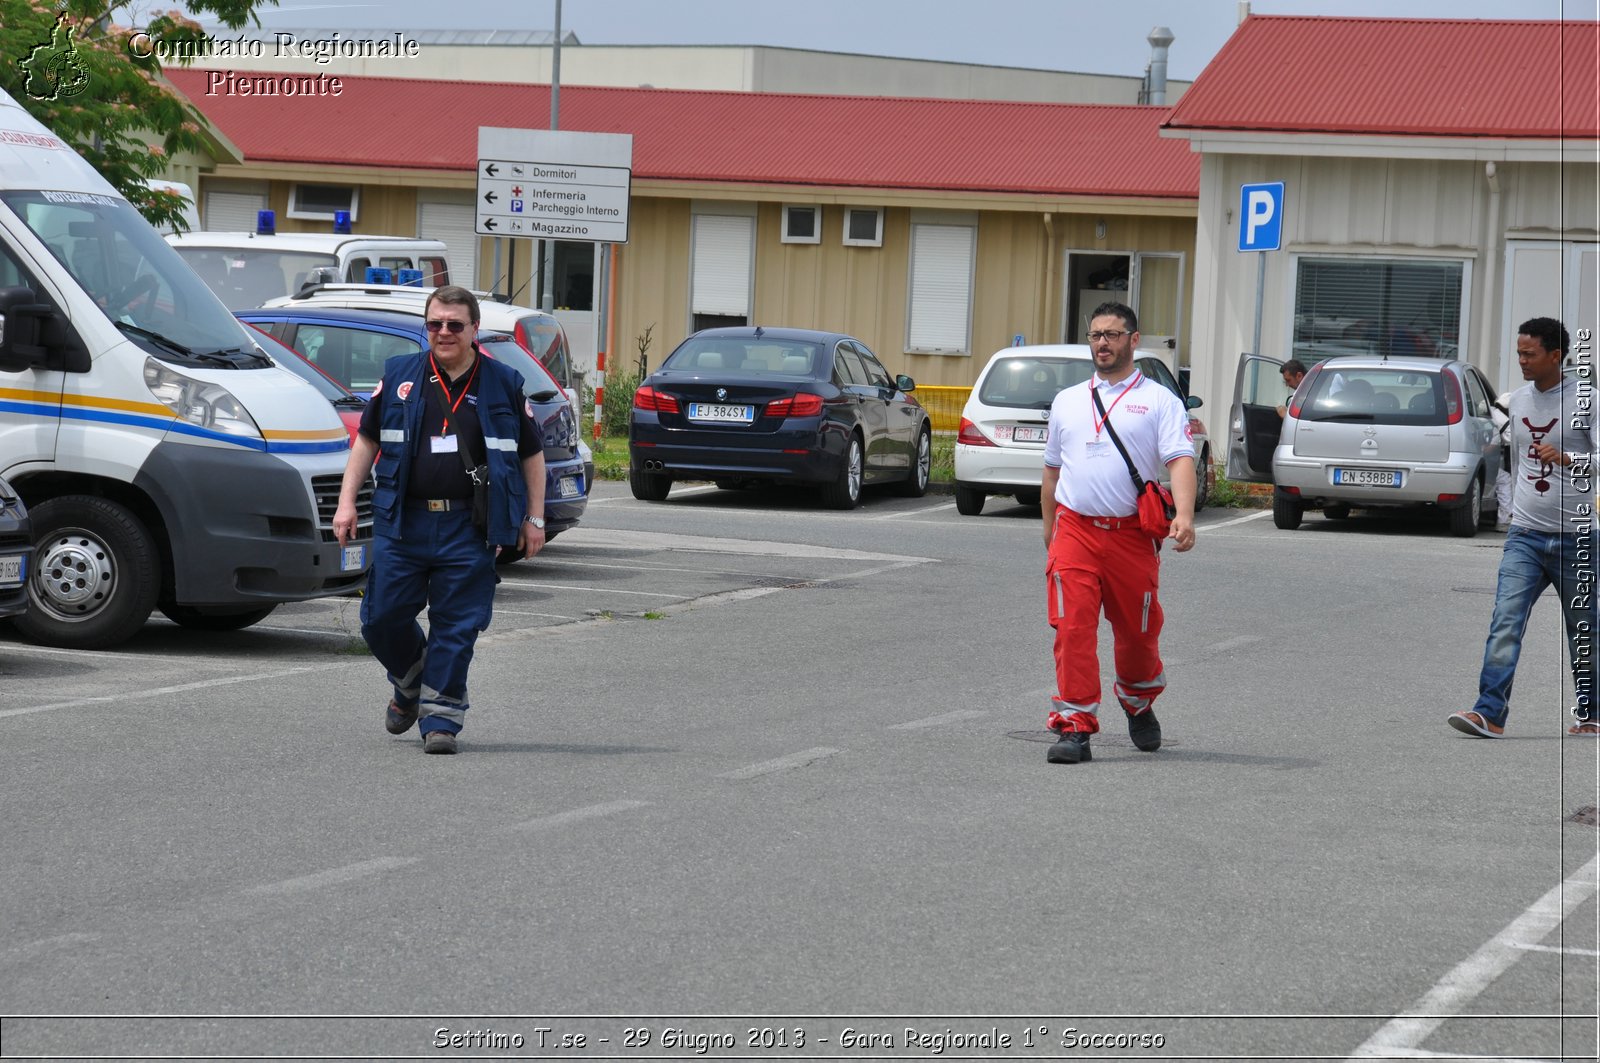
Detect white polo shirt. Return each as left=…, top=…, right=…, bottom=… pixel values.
left=1043, top=370, right=1193, bottom=517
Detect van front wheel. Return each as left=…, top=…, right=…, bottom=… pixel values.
left=17, top=496, right=160, bottom=649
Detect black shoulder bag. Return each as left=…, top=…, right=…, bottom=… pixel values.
left=1092, top=385, right=1175, bottom=541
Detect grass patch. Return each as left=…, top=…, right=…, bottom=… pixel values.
left=642, top=610, right=667, bottom=620
left=1209, top=471, right=1272, bottom=508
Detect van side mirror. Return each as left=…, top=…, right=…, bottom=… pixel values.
left=0, top=286, right=54, bottom=373
left=895, top=373, right=916, bottom=393
left=1186, top=394, right=1204, bottom=410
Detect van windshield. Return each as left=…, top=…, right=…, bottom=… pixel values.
left=1, top=190, right=261, bottom=365
left=172, top=247, right=338, bottom=309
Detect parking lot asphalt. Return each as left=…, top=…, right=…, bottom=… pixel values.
left=2, top=481, right=1595, bottom=1060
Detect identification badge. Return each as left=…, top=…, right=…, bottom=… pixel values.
left=1085, top=439, right=1112, bottom=458
left=430, top=434, right=459, bottom=454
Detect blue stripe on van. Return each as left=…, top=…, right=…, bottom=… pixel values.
left=0, top=399, right=349, bottom=455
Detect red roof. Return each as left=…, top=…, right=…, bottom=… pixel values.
left=1165, top=16, right=1599, bottom=139
left=164, top=70, right=1198, bottom=200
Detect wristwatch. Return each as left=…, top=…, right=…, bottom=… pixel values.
left=524, top=515, right=546, bottom=529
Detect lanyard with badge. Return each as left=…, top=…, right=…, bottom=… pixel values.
left=1085, top=371, right=1141, bottom=458
left=427, top=351, right=480, bottom=455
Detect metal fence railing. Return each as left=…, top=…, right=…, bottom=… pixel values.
left=914, top=385, right=971, bottom=432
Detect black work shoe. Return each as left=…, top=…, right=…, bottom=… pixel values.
left=1046, top=733, right=1092, bottom=764
left=423, top=730, right=457, bottom=755
left=1128, top=709, right=1162, bottom=752
left=385, top=698, right=418, bottom=735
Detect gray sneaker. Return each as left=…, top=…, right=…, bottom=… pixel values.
left=423, top=730, right=458, bottom=755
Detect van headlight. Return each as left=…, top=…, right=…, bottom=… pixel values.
left=143, top=358, right=262, bottom=440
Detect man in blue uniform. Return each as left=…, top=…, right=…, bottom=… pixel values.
left=333, top=285, right=546, bottom=754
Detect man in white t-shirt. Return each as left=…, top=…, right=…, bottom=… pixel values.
left=1040, top=302, right=1197, bottom=764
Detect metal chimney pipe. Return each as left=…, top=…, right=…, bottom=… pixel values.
left=1146, top=26, right=1175, bottom=106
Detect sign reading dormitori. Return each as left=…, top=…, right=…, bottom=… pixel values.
left=476, top=128, right=633, bottom=245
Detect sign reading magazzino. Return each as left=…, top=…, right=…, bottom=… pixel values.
left=475, top=127, right=633, bottom=245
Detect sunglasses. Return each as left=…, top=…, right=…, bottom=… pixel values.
left=425, top=319, right=469, bottom=334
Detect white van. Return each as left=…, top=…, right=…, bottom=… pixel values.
left=141, top=179, right=199, bottom=236
left=166, top=229, right=450, bottom=309
left=0, top=89, right=372, bottom=648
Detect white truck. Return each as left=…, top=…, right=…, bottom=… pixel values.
left=0, top=88, right=373, bottom=648
left=166, top=229, right=451, bottom=309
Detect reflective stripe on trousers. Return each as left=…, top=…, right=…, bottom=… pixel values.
left=1045, top=508, right=1167, bottom=720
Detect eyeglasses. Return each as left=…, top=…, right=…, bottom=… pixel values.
left=1086, top=329, right=1129, bottom=342
left=425, top=319, right=469, bottom=334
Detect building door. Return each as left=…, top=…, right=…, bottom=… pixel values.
left=1061, top=251, right=1182, bottom=358
left=1503, top=240, right=1599, bottom=391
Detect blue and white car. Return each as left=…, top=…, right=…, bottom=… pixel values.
left=237, top=306, right=588, bottom=541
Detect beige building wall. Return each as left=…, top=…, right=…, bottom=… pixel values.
left=196, top=169, right=1198, bottom=389
left=1184, top=148, right=1600, bottom=441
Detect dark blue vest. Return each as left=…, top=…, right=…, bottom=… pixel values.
left=370, top=351, right=528, bottom=544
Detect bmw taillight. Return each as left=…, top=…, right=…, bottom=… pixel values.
left=957, top=417, right=996, bottom=446
left=633, top=385, right=680, bottom=414
left=765, top=393, right=824, bottom=418
left=1443, top=372, right=1464, bottom=425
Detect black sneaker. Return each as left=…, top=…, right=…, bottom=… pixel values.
left=423, top=730, right=457, bottom=755
left=1128, top=709, right=1161, bottom=752
left=1046, top=733, right=1092, bottom=764
left=385, top=698, right=419, bottom=735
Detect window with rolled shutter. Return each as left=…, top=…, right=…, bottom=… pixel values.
left=691, top=214, right=753, bottom=321
left=1293, top=257, right=1465, bottom=361
left=906, top=222, right=976, bottom=354
left=203, top=190, right=267, bottom=231
left=418, top=200, right=475, bottom=288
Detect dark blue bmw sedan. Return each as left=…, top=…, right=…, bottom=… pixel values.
left=628, top=327, right=931, bottom=508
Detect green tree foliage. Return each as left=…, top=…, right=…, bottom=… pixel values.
left=1, top=0, right=275, bottom=232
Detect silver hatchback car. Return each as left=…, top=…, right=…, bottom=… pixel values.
left=1229, top=354, right=1501, bottom=537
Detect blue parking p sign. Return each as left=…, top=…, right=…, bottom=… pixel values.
left=1238, top=182, right=1284, bottom=252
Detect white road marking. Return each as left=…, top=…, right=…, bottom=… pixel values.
left=585, top=484, right=718, bottom=504
left=0, top=932, right=99, bottom=966
left=717, top=747, right=843, bottom=780
left=1508, top=941, right=1600, bottom=957
left=887, top=709, right=986, bottom=730
left=871, top=500, right=957, bottom=520
left=498, top=581, right=682, bottom=599
left=490, top=609, right=578, bottom=620
left=243, top=856, right=419, bottom=897
left=1349, top=852, right=1600, bottom=1059
left=1205, top=508, right=1274, bottom=530
left=529, top=557, right=813, bottom=581
left=570, top=528, right=935, bottom=564
left=1208, top=635, right=1264, bottom=653
left=501, top=799, right=649, bottom=834
left=0, top=662, right=351, bottom=719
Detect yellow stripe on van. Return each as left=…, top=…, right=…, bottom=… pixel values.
left=262, top=427, right=349, bottom=441
left=0, top=387, right=171, bottom=418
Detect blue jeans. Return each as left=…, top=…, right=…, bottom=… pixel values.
left=1473, top=525, right=1597, bottom=725
left=361, top=507, right=497, bottom=736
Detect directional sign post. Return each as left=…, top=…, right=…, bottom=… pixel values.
left=475, top=128, right=633, bottom=244
left=1238, top=181, right=1285, bottom=357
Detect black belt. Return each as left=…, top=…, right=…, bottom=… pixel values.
left=404, top=498, right=472, bottom=512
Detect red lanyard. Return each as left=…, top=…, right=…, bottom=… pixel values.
left=1089, top=371, right=1142, bottom=436
left=427, top=352, right=479, bottom=436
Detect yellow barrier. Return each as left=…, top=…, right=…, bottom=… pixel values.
left=914, top=385, right=972, bottom=432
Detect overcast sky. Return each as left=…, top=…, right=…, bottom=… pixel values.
left=181, top=0, right=1594, bottom=82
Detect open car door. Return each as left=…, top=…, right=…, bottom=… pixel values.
left=1226, top=353, right=1286, bottom=483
